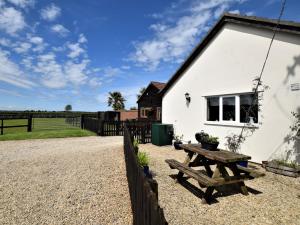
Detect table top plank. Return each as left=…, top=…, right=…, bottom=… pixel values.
left=180, top=144, right=251, bottom=163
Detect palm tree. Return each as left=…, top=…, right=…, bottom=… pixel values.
left=137, top=87, right=146, bottom=100
left=108, top=91, right=126, bottom=110
left=65, top=104, right=72, bottom=111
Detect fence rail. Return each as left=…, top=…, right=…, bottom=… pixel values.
left=0, top=114, right=81, bottom=135
left=81, top=117, right=159, bottom=143
left=124, top=125, right=167, bottom=225
left=0, top=115, right=32, bottom=135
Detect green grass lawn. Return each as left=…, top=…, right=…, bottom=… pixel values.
left=0, top=118, right=95, bottom=141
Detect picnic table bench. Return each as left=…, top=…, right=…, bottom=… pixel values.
left=166, top=144, right=265, bottom=204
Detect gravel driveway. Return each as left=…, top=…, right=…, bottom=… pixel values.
left=140, top=144, right=300, bottom=225
left=0, top=136, right=132, bottom=225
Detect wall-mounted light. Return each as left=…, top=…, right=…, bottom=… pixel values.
left=185, top=92, right=191, bottom=103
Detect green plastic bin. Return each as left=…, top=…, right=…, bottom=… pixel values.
left=151, top=124, right=173, bottom=146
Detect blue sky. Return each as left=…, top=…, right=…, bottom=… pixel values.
left=0, top=0, right=299, bottom=111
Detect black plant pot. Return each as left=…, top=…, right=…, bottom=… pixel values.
left=201, top=141, right=219, bottom=151
left=143, top=165, right=152, bottom=178
left=174, top=141, right=183, bottom=150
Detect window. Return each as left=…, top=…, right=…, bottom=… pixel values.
left=206, top=93, right=258, bottom=125
left=156, top=107, right=161, bottom=121
left=223, top=97, right=235, bottom=121
left=140, top=107, right=152, bottom=118
left=207, top=97, right=219, bottom=121
left=240, top=94, right=258, bottom=123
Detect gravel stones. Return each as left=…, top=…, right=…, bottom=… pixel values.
left=0, top=136, right=132, bottom=225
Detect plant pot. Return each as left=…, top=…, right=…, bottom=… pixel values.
left=201, top=141, right=219, bottom=151
left=174, top=141, right=183, bottom=150
left=265, top=161, right=299, bottom=178
left=237, top=161, right=248, bottom=167
left=143, top=165, right=152, bottom=178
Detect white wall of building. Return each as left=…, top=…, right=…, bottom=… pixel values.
left=162, top=23, right=300, bottom=163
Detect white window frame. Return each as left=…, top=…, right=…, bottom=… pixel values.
left=140, top=107, right=152, bottom=118
left=205, top=93, right=259, bottom=128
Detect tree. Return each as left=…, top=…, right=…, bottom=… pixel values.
left=107, top=92, right=126, bottom=110
left=130, top=106, right=137, bottom=110
left=137, top=87, right=146, bottom=100
left=65, top=104, right=72, bottom=111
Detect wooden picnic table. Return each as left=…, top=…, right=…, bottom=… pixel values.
left=166, top=144, right=264, bottom=204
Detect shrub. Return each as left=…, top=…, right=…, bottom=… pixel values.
left=205, top=135, right=219, bottom=144
left=133, top=138, right=139, bottom=153
left=137, top=151, right=149, bottom=167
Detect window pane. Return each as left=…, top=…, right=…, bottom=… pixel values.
left=223, top=97, right=235, bottom=121
left=240, top=94, right=258, bottom=123
left=207, top=97, right=219, bottom=121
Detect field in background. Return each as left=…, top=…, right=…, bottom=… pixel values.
left=0, top=118, right=95, bottom=141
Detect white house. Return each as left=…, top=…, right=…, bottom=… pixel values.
left=161, top=13, right=300, bottom=164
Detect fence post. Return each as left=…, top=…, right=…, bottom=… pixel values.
left=81, top=114, right=84, bottom=129
left=98, top=120, right=104, bottom=136
left=1, top=119, right=3, bottom=135
left=148, top=179, right=158, bottom=200
left=27, top=114, right=32, bottom=132
left=141, top=127, right=146, bottom=144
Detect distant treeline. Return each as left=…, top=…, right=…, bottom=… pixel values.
left=0, top=111, right=98, bottom=119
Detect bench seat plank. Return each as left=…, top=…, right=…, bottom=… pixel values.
left=165, top=159, right=258, bottom=187
left=166, top=159, right=217, bottom=187
left=237, top=165, right=265, bottom=178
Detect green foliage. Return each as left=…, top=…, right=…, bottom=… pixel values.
left=130, top=106, right=137, bottom=110
left=107, top=91, right=126, bottom=110
left=133, top=138, right=139, bottom=152
left=173, top=134, right=183, bottom=142
left=137, top=151, right=149, bottom=167
left=65, top=104, right=72, bottom=111
left=225, top=133, right=245, bottom=153
left=203, top=135, right=219, bottom=144
left=272, top=159, right=299, bottom=169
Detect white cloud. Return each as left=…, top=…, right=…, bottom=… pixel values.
left=89, top=77, right=102, bottom=88
left=29, top=36, right=43, bottom=44
left=13, top=41, right=31, bottom=53
left=34, top=52, right=66, bottom=89
left=38, top=52, right=56, bottom=61
left=78, top=33, right=87, bottom=43
left=67, top=42, right=85, bottom=58
left=229, top=9, right=240, bottom=14
left=21, top=56, right=33, bottom=69
left=0, top=49, right=35, bottom=88
left=0, top=88, right=23, bottom=97
left=40, top=3, right=61, bottom=21
left=130, top=0, right=247, bottom=70
left=0, top=6, right=26, bottom=35
left=28, top=36, right=46, bottom=52
left=7, top=0, right=35, bottom=8
left=51, top=24, right=69, bottom=37
left=64, top=59, right=89, bottom=85
left=0, top=37, right=11, bottom=47
left=103, top=66, right=121, bottom=77
left=245, top=11, right=254, bottom=16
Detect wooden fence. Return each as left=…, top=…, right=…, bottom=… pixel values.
left=124, top=125, right=168, bottom=225
left=0, top=115, right=32, bottom=135
left=0, top=114, right=81, bottom=135
left=81, top=117, right=159, bottom=143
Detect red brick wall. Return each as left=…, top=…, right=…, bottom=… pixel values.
left=119, top=110, right=138, bottom=121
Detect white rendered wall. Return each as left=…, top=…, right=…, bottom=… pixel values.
left=162, top=23, right=300, bottom=163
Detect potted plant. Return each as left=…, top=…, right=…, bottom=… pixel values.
left=137, top=151, right=151, bottom=178
left=173, top=134, right=183, bottom=150
left=195, top=131, right=219, bottom=151
left=265, top=159, right=299, bottom=178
